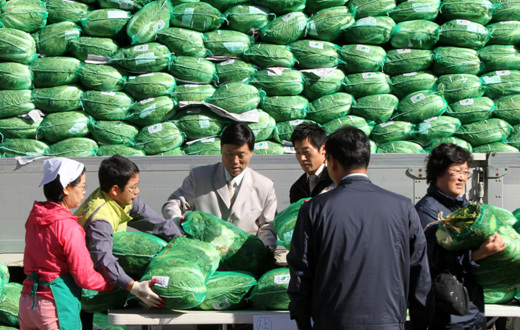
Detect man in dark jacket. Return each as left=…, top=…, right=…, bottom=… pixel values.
left=289, top=122, right=334, bottom=204
left=287, top=126, right=431, bottom=330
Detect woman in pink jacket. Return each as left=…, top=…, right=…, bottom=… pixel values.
left=19, top=158, right=114, bottom=330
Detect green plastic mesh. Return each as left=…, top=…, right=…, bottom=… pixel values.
left=435, top=74, right=484, bottom=104
left=0, top=116, right=41, bottom=139
left=250, top=68, right=304, bottom=97
left=478, top=45, right=520, bottom=73
left=487, top=21, right=520, bottom=45
left=506, top=124, right=520, bottom=149
left=98, top=0, right=154, bottom=10
left=243, top=43, right=297, bottom=68
left=168, top=56, right=216, bottom=84
left=0, top=0, right=46, bottom=33
left=202, top=0, right=249, bottom=13
left=33, top=85, right=83, bottom=113
left=0, top=62, right=32, bottom=90
left=425, top=136, right=473, bottom=153
left=30, top=57, right=81, bottom=88
left=0, top=90, right=34, bottom=118
left=260, top=95, right=308, bottom=122
left=82, top=90, right=133, bottom=121
left=173, top=107, right=226, bottom=140
left=96, top=144, right=146, bottom=156
left=111, top=42, right=171, bottom=73
left=432, top=46, right=483, bottom=75
left=439, top=19, right=489, bottom=50
left=215, top=59, right=257, bottom=84
left=344, top=16, right=396, bottom=45
left=392, top=91, right=447, bottom=123
left=370, top=121, right=415, bottom=144
left=493, top=94, right=520, bottom=125
left=127, top=96, right=177, bottom=127
left=260, top=12, right=307, bottom=45
left=484, top=286, right=517, bottom=304
left=205, top=82, right=261, bottom=114
left=490, top=0, right=520, bottom=22
left=481, top=70, right=520, bottom=99
left=445, top=97, right=495, bottom=124
left=0, top=283, right=22, bottom=327
left=33, top=22, right=81, bottom=56
left=46, top=0, right=89, bottom=24
left=377, top=140, right=425, bottom=153
left=412, top=116, right=461, bottom=146
left=322, top=115, right=373, bottom=136
left=389, top=72, right=437, bottom=99
left=170, top=2, right=225, bottom=32
left=0, top=28, right=37, bottom=64
left=183, top=137, right=221, bottom=155
left=203, top=30, right=253, bottom=57
left=156, top=27, right=208, bottom=57
left=80, top=9, right=131, bottom=37
left=79, top=64, right=126, bottom=92
left=273, top=198, right=307, bottom=249
left=173, top=84, right=215, bottom=102
left=338, top=44, right=386, bottom=74
left=248, top=267, right=291, bottom=310
left=45, top=137, right=99, bottom=157
left=253, top=141, right=285, bottom=155
left=307, top=92, right=353, bottom=124
left=455, top=118, right=512, bottom=147
left=69, top=37, right=120, bottom=62
left=224, top=5, right=270, bottom=34
left=151, top=146, right=183, bottom=156
left=390, top=20, right=440, bottom=50
left=125, top=72, right=176, bottom=99
left=0, top=264, right=8, bottom=294
left=351, top=94, right=398, bottom=124
left=248, top=110, right=275, bottom=141
left=126, top=0, right=172, bottom=45
left=81, top=287, right=128, bottom=313
left=383, top=49, right=433, bottom=76
left=252, top=0, right=305, bottom=15
left=301, top=68, right=345, bottom=100
left=0, top=138, right=48, bottom=157
left=473, top=142, right=519, bottom=153
left=388, top=0, right=440, bottom=23
left=134, top=121, right=185, bottom=154
left=305, top=0, right=347, bottom=13
left=347, top=0, right=395, bottom=17
left=198, top=271, right=257, bottom=310
left=439, top=0, right=496, bottom=25
left=343, top=72, right=391, bottom=99
left=289, top=40, right=343, bottom=69
left=88, top=119, right=139, bottom=145
left=306, top=6, right=355, bottom=42
left=38, top=111, right=90, bottom=143
left=273, top=119, right=315, bottom=143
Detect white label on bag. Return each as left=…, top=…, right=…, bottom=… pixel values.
left=289, top=119, right=303, bottom=126
left=255, top=141, right=269, bottom=150
left=148, top=123, right=163, bottom=133
left=482, top=75, right=501, bottom=84
left=101, top=91, right=116, bottom=96
left=282, top=13, right=296, bottom=22
left=460, top=98, right=475, bottom=106
left=380, top=121, right=395, bottom=127
left=456, top=19, right=470, bottom=26
left=411, top=93, right=426, bottom=103
left=68, top=121, right=87, bottom=134
left=185, top=84, right=199, bottom=88
left=357, top=17, right=376, bottom=26
left=497, top=70, right=511, bottom=76
left=362, top=72, right=377, bottom=79
left=213, top=299, right=231, bottom=310
left=499, top=21, right=515, bottom=24
left=153, top=19, right=165, bottom=32
left=135, top=52, right=155, bottom=65
left=274, top=274, right=290, bottom=285
left=356, top=44, right=371, bottom=53
left=134, top=44, right=149, bottom=52
left=152, top=276, right=169, bottom=288
left=413, top=3, right=433, bottom=12
left=199, top=116, right=210, bottom=128
left=403, top=72, right=418, bottom=76
left=220, top=59, right=235, bottom=66
left=64, top=30, right=80, bottom=40
left=397, top=49, right=412, bottom=54
left=182, top=7, right=195, bottom=26
left=309, top=41, right=323, bottom=49
left=140, top=98, right=155, bottom=104
left=107, top=10, right=129, bottom=18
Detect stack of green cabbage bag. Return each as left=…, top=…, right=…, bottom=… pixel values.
left=248, top=267, right=291, bottom=309
left=0, top=280, right=21, bottom=328
left=197, top=271, right=257, bottom=310
left=273, top=198, right=308, bottom=249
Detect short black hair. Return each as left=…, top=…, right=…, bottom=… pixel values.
left=426, top=143, right=472, bottom=185
left=44, top=169, right=85, bottom=203
left=291, top=122, right=327, bottom=150
left=98, top=154, right=139, bottom=193
left=325, top=126, right=370, bottom=172
left=221, top=122, right=255, bottom=151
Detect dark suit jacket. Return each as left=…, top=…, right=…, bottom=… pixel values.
left=289, top=167, right=334, bottom=204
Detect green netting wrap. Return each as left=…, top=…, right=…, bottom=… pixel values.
left=46, top=0, right=89, bottom=24
left=248, top=267, right=291, bottom=310
left=157, top=27, right=209, bottom=57
left=412, top=116, right=462, bottom=146
left=306, top=6, right=355, bottom=42
left=0, top=283, right=22, bottom=327
left=0, top=90, right=34, bottom=118
left=82, top=91, right=133, bottom=121
left=126, top=0, right=172, bottom=45
left=392, top=91, right=448, bottom=123
left=260, top=95, right=308, bottom=122
left=432, top=47, right=483, bottom=75
left=111, top=43, right=172, bottom=73
left=347, top=0, right=395, bottom=18
left=260, top=12, right=307, bottom=45
left=351, top=94, right=398, bottom=124
left=79, top=64, right=126, bottom=92
left=33, top=85, right=84, bottom=113
left=69, top=37, right=120, bottom=62
left=173, top=84, right=215, bottom=102
left=198, top=271, right=256, bottom=310
left=490, top=0, right=520, bottom=22
left=322, top=115, right=373, bottom=136
left=168, top=56, right=216, bottom=84
left=273, top=119, right=316, bottom=143
left=203, top=30, right=253, bottom=57
left=248, top=109, right=275, bottom=141
left=0, top=62, right=30, bottom=90
left=439, top=19, right=490, bottom=50
left=302, top=68, right=345, bottom=100
left=224, top=5, right=271, bottom=34
left=434, top=74, right=484, bottom=104
left=0, top=138, right=48, bottom=157
left=478, top=45, right=520, bottom=73
left=445, top=97, right=495, bottom=124
left=89, top=119, right=139, bottom=145
left=216, top=59, right=256, bottom=84
left=250, top=68, right=304, bottom=97
left=45, top=137, right=99, bottom=157
left=377, top=140, right=425, bottom=153
left=0, top=264, right=8, bottom=293
left=170, top=2, right=225, bottom=32
left=32, top=22, right=81, bottom=56
left=344, top=16, right=395, bottom=45
left=98, top=0, right=153, bottom=10
left=439, top=0, right=496, bottom=25
left=338, top=44, right=386, bottom=74
left=134, top=122, right=185, bottom=154
left=250, top=0, right=304, bottom=15
left=493, top=95, right=520, bottom=125
left=80, top=9, right=131, bottom=37
left=343, top=72, right=391, bottom=99
left=242, top=43, right=297, bottom=68
left=97, top=144, right=146, bottom=156
left=0, top=116, right=42, bottom=139
left=81, top=287, right=128, bottom=313
left=173, top=107, right=226, bottom=140
left=305, top=0, right=347, bottom=13
left=0, top=28, right=37, bottom=64
left=390, top=20, right=440, bottom=50
left=205, top=82, right=261, bottom=114
left=307, top=92, right=353, bottom=124
left=289, top=40, right=343, bottom=69
left=30, top=57, right=81, bottom=88
left=487, top=21, right=520, bottom=45
left=455, top=118, right=513, bottom=146
left=484, top=286, right=518, bottom=304
left=0, top=0, right=47, bottom=33
left=37, top=111, right=90, bottom=143
left=370, top=121, right=415, bottom=144
left=183, top=137, right=221, bottom=155
left=473, top=142, right=519, bottom=153
left=383, top=49, right=433, bottom=76
left=481, top=70, right=520, bottom=99
left=202, top=0, right=249, bottom=13
left=152, top=147, right=183, bottom=156
left=125, top=72, right=176, bottom=99
left=425, top=136, right=473, bottom=153
left=388, top=0, right=440, bottom=23
left=506, top=124, right=520, bottom=149
left=126, top=96, right=177, bottom=127
left=390, top=72, right=437, bottom=100
left=253, top=140, right=285, bottom=154
left=274, top=198, right=307, bottom=249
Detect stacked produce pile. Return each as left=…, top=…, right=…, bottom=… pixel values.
left=0, top=264, right=21, bottom=328
left=1, top=0, right=520, bottom=157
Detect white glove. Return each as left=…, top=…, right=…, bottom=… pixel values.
left=130, top=280, right=163, bottom=308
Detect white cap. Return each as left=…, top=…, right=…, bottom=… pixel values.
left=39, top=158, right=85, bottom=189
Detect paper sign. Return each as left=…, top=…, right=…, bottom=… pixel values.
left=253, top=315, right=297, bottom=330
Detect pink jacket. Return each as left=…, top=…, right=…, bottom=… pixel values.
left=22, top=201, right=114, bottom=299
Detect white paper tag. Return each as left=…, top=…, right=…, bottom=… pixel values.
left=460, top=98, right=475, bottom=106
left=152, top=276, right=169, bottom=288
left=148, top=123, right=163, bottom=134
left=482, top=75, right=501, bottom=84
left=497, top=70, right=511, bottom=76
left=380, top=121, right=394, bottom=127
left=403, top=72, right=417, bottom=76
left=153, top=19, right=166, bottom=32
left=410, top=93, right=426, bottom=103
left=274, top=274, right=290, bottom=285
left=140, top=98, right=155, bottom=104
left=309, top=41, right=323, bottom=49
left=255, top=141, right=269, bottom=150
left=357, top=17, right=376, bottom=26
left=220, top=59, right=235, bottom=66
left=134, top=44, right=149, bottom=52
left=213, top=299, right=231, bottom=310
left=199, top=116, right=210, bottom=128
left=397, top=49, right=412, bottom=54
left=107, top=10, right=129, bottom=19
left=282, top=13, right=296, bottom=22
left=362, top=72, right=377, bottom=79
left=101, top=91, right=116, bottom=96
left=456, top=19, right=470, bottom=26
left=356, top=44, right=371, bottom=53
left=424, top=116, right=437, bottom=122
left=289, top=119, right=303, bottom=126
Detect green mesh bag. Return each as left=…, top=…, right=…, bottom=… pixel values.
left=260, top=12, right=307, bottom=45
left=156, top=27, right=209, bottom=57
left=412, top=116, right=462, bottom=146
left=168, top=56, right=216, bottom=84
left=445, top=97, right=495, bottom=124
left=111, top=43, right=172, bottom=73
left=125, top=72, right=176, bottom=99
left=126, top=0, right=172, bottom=45
left=216, top=59, right=256, bottom=84
left=506, top=124, right=520, bottom=149
left=248, top=109, right=276, bottom=141
left=45, top=0, right=89, bottom=24
left=390, top=20, right=440, bottom=50
left=203, top=30, right=253, bottom=57
left=490, top=0, right=520, bottom=22
left=392, top=91, right=448, bottom=123
left=273, top=198, right=307, bottom=249
left=126, top=96, right=177, bottom=127
left=181, top=210, right=274, bottom=276
left=307, top=92, right=353, bottom=124
left=439, top=19, right=490, bottom=50
left=322, top=115, right=373, bottom=136
left=493, top=94, right=520, bottom=125
left=170, top=2, right=225, bottom=32
left=0, top=62, right=32, bottom=90
left=434, top=74, right=484, bottom=104
left=88, top=119, right=139, bottom=145
left=183, top=137, right=221, bottom=155
left=30, top=57, right=81, bottom=88
left=347, top=0, right=395, bottom=18
left=478, top=45, right=520, bottom=73
left=79, top=64, right=126, bottom=92
left=81, top=287, right=128, bottom=313
left=487, top=21, right=520, bottom=45
left=377, top=140, right=425, bottom=153
left=338, top=44, right=386, bottom=74
left=351, top=94, right=398, bottom=124
left=343, top=72, right=391, bottom=99
left=250, top=68, right=304, bottom=96
left=0, top=90, right=34, bottom=118
left=289, top=40, right=343, bottom=69
left=344, top=16, right=395, bottom=45
left=0, top=0, right=47, bottom=33
left=301, top=68, right=345, bottom=100
left=425, top=136, right=473, bottom=153
left=82, top=91, right=133, bottom=121
left=390, top=72, right=437, bottom=100
left=0, top=138, right=48, bottom=157
left=69, top=37, right=120, bottom=62
left=273, top=119, right=316, bottom=143
left=173, top=84, right=215, bottom=102
left=248, top=267, right=291, bottom=310
left=152, top=146, right=183, bottom=155
left=0, top=28, right=37, bottom=64
left=432, top=47, right=483, bottom=75
left=224, top=5, right=270, bottom=34
left=37, top=111, right=90, bottom=143
left=0, top=283, right=22, bottom=327
left=383, top=49, right=433, bottom=76
left=253, top=140, right=285, bottom=154
left=97, top=144, right=146, bottom=156
left=473, top=142, right=519, bottom=153
left=198, top=271, right=256, bottom=310
left=45, top=137, right=99, bottom=157
left=305, top=0, right=347, bottom=13
left=173, top=107, right=226, bottom=140
left=306, top=6, right=355, bottom=42
left=134, top=122, right=185, bottom=154
left=370, top=121, right=415, bottom=144
left=260, top=95, right=308, bottom=122
left=388, top=0, right=440, bottom=23
left=33, top=85, right=84, bottom=113
left=484, top=286, right=518, bottom=304
left=98, top=0, right=154, bottom=10
left=0, top=264, right=8, bottom=293
left=205, top=82, right=261, bottom=114
left=201, top=0, right=250, bottom=12
left=80, top=9, right=131, bottom=37
left=252, top=0, right=305, bottom=15
left=242, top=43, right=297, bottom=68
left=481, top=70, right=520, bottom=99
left=439, top=0, right=496, bottom=25
left=32, top=22, right=81, bottom=56
left=0, top=116, right=42, bottom=139
left=455, top=118, right=513, bottom=146
left=369, top=140, right=377, bottom=153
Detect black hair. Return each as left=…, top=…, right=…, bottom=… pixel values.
left=426, top=143, right=473, bottom=185
left=98, top=154, right=139, bottom=193
left=291, top=122, right=327, bottom=150
left=44, top=168, right=85, bottom=203
left=325, top=126, right=370, bottom=172
left=220, top=122, right=255, bottom=151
